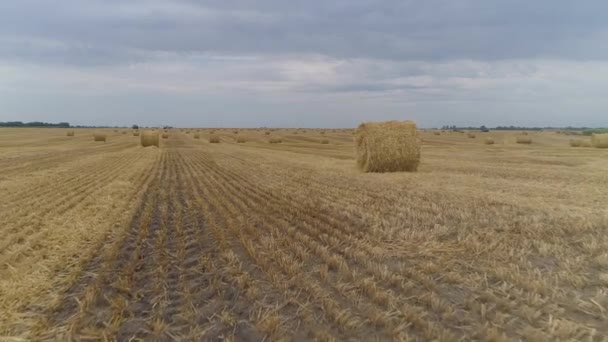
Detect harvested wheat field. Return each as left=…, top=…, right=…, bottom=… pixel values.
left=1, top=127, right=608, bottom=341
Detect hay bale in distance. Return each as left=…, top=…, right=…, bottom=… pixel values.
left=140, top=130, right=159, bottom=147
left=265, top=131, right=271, bottom=135
left=569, top=139, right=583, bottom=147
left=236, top=136, right=246, bottom=143
left=133, top=131, right=140, bottom=136
left=162, top=133, right=169, bottom=139
left=209, top=135, right=220, bottom=143
left=433, top=131, right=441, bottom=135
left=591, top=133, right=608, bottom=148
left=66, top=130, right=75, bottom=137
left=484, top=138, right=495, bottom=145
left=516, top=136, right=532, bottom=144
left=93, top=133, right=106, bottom=142
left=193, top=133, right=200, bottom=139
left=355, top=120, right=420, bottom=173
left=467, top=133, right=476, bottom=139
left=320, top=139, right=329, bottom=144
left=269, top=137, right=282, bottom=144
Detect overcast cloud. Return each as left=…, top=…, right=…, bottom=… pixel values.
left=1, top=0, right=607, bottom=127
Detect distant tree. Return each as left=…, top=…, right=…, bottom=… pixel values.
left=132, top=124, right=139, bottom=130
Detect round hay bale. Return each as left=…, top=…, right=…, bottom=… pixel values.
left=484, top=138, right=495, bottom=145
left=433, top=131, right=441, bottom=135
left=209, top=135, right=220, bottom=143
left=581, top=140, right=592, bottom=147
left=521, top=131, right=529, bottom=135
left=320, top=131, right=326, bottom=135
left=133, top=131, right=140, bottom=136
left=93, top=133, right=107, bottom=142
left=193, top=133, right=200, bottom=139
left=265, top=131, right=271, bottom=135
left=355, top=120, right=420, bottom=173
left=467, top=133, right=476, bottom=139
left=516, top=136, right=532, bottom=144
left=591, top=133, right=608, bottom=148
left=66, top=130, right=75, bottom=137
left=320, top=139, right=329, bottom=144
left=140, top=130, right=159, bottom=147
left=569, top=139, right=582, bottom=147
left=122, top=131, right=127, bottom=135
left=233, top=130, right=239, bottom=134
left=269, top=137, right=282, bottom=144
left=236, top=136, right=246, bottom=143
left=162, top=133, right=169, bottom=139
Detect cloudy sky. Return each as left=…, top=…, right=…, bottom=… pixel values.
left=1, top=1, right=607, bottom=128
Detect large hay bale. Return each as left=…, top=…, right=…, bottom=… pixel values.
left=591, top=134, right=608, bottom=148
left=93, top=133, right=106, bottom=142
left=140, top=130, right=159, bottom=147
left=516, top=136, right=532, bottom=144
left=209, top=135, right=220, bottom=143
left=320, top=139, right=329, bottom=144
left=162, top=133, right=169, bottom=139
left=269, top=137, right=282, bottom=144
left=355, top=121, right=420, bottom=172
left=66, top=130, right=75, bottom=137
left=484, top=138, right=495, bottom=145
left=433, top=131, right=441, bottom=136
left=467, top=133, right=476, bottom=139
left=193, top=133, right=200, bottom=139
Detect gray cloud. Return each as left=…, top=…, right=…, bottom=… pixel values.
left=1, top=1, right=608, bottom=127
left=2, top=0, right=608, bottom=65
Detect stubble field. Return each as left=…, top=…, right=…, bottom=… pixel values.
left=0, top=127, right=607, bottom=341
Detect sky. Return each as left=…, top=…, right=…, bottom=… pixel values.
left=1, top=1, right=608, bottom=128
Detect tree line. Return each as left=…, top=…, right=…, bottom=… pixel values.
left=0, top=121, right=71, bottom=127
left=440, top=125, right=605, bottom=131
